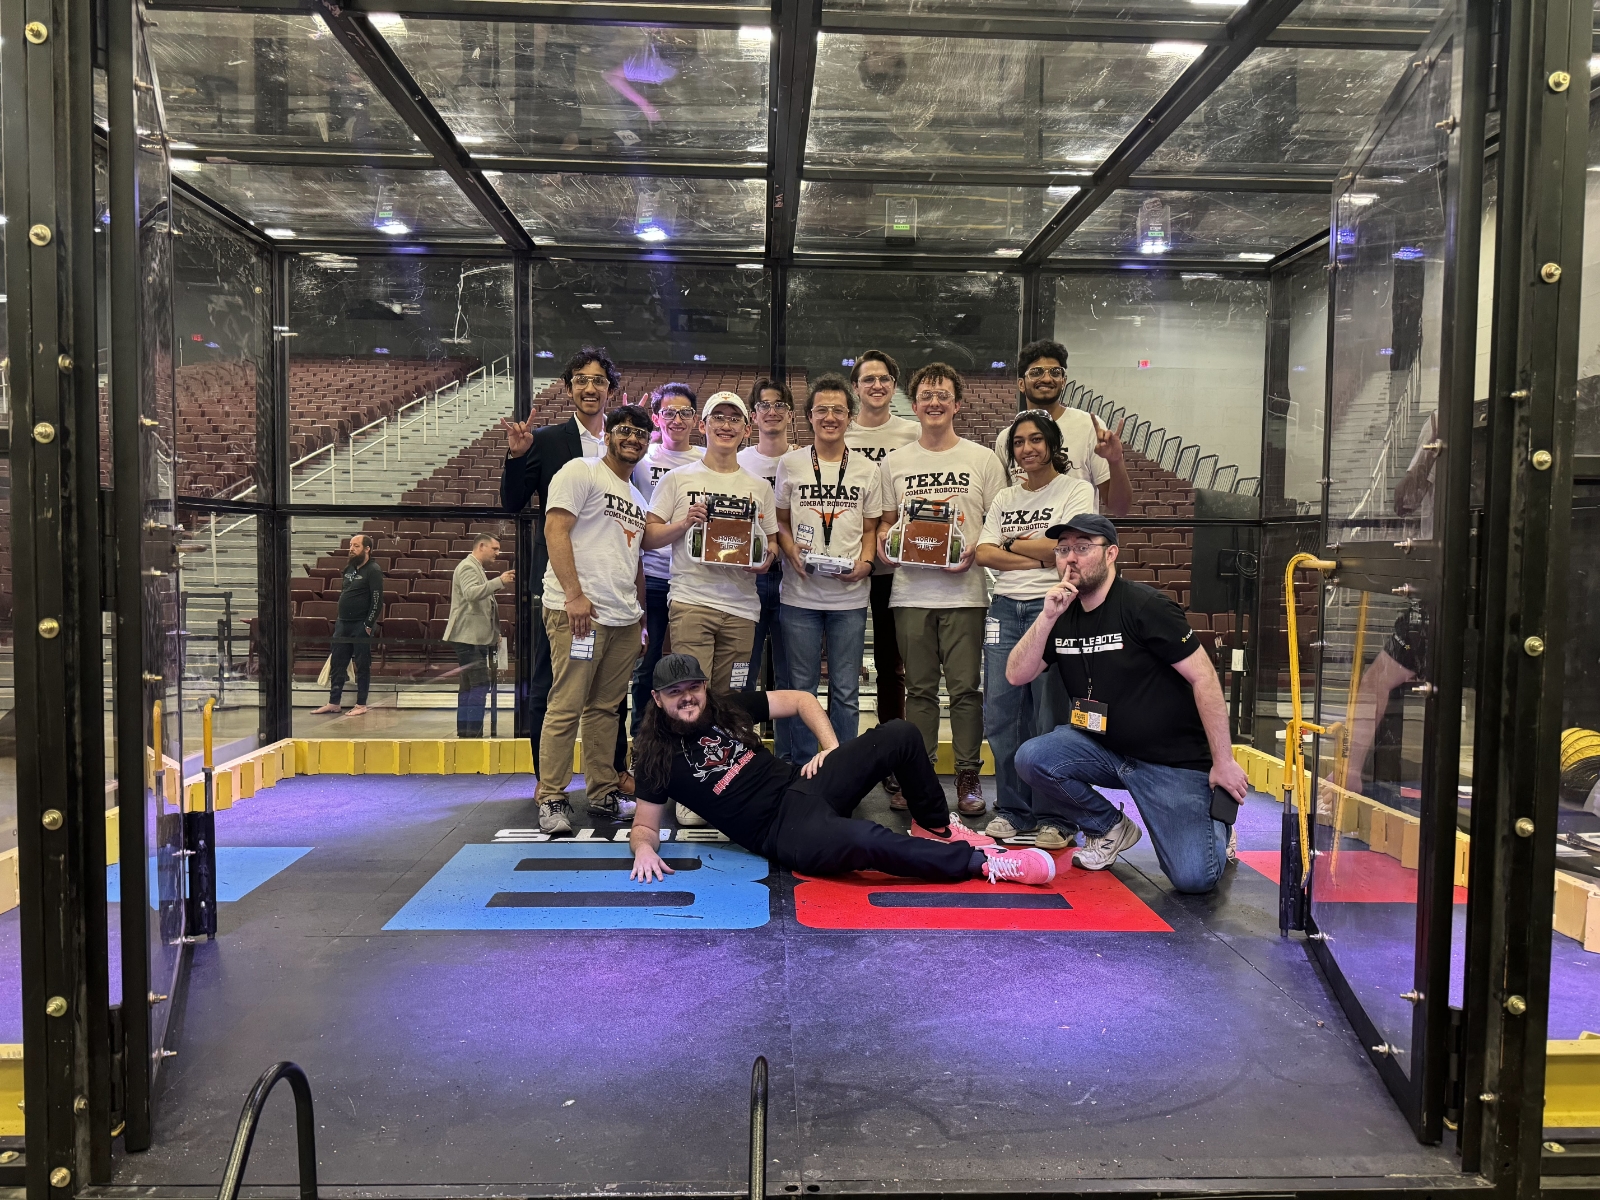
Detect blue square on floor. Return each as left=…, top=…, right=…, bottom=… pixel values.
left=107, top=847, right=312, bottom=906
left=384, top=842, right=771, bottom=931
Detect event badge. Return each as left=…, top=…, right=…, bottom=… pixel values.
left=729, top=661, right=750, bottom=690
left=1070, top=697, right=1110, bottom=734
left=570, top=632, right=596, bottom=661
left=984, top=617, right=1001, bottom=646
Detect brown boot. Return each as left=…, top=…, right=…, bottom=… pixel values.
left=884, top=773, right=908, bottom=811
left=955, top=769, right=985, bottom=817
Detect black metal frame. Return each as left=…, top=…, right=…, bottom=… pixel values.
left=4, top=0, right=115, bottom=1189
left=1459, top=0, right=1591, bottom=1184
left=216, top=1061, right=319, bottom=1200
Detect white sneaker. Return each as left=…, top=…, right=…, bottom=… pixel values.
left=539, top=799, right=574, bottom=836
left=1075, top=813, right=1142, bottom=871
left=676, top=802, right=708, bottom=827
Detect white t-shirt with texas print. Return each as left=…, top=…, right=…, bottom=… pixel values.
left=540, top=457, right=648, bottom=627
left=774, top=445, right=886, bottom=611
left=979, top=473, right=1097, bottom=601
left=632, top=443, right=703, bottom=580
left=992, top=407, right=1110, bottom=504
left=648, top=460, right=779, bottom=622
left=880, top=438, right=1008, bottom=610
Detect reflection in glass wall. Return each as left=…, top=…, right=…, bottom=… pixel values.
left=289, top=515, right=518, bottom=738
left=1265, top=251, right=1329, bottom=516
left=498, top=174, right=765, bottom=251
left=174, top=199, right=271, bottom=502
left=1313, top=586, right=1441, bottom=1070
left=1326, top=58, right=1452, bottom=545
left=795, top=182, right=1062, bottom=256
left=807, top=35, right=1190, bottom=169
left=1054, top=273, right=1267, bottom=512
left=1575, top=95, right=1600, bottom=454
left=177, top=508, right=263, bottom=765
left=1055, top=190, right=1328, bottom=262
left=1554, top=486, right=1600, bottom=1049
left=288, top=254, right=515, bottom=506
left=388, top=22, right=770, bottom=166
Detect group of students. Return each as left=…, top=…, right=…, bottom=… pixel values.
left=499, top=341, right=1249, bottom=894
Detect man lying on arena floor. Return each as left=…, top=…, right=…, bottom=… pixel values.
left=626, top=654, right=1058, bottom=887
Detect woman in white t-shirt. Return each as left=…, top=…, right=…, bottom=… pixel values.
left=975, top=410, right=1096, bottom=846
left=774, top=375, right=885, bottom=759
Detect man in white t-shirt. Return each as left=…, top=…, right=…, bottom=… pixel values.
left=646, top=390, right=779, bottom=696
left=738, top=376, right=795, bottom=759
left=991, top=339, right=1132, bottom=517
left=628, top=382, right=704, bottom=738
left=537, top=405, right=654, bottom=835
left=775, top=373, right=885, bottom=761
left=879, top=363, right=1008, bottom=818
left=845, top=350, right=921, bottom=805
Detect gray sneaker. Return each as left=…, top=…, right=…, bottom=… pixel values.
left=590, top=790, right=637, bottom=822
left=539, top=798, right=575, bottom=836
left=985, top=814, right=1027, bottom=839
left=1075, top=813, right=1142, bottom=871
left=675, top=802, right=708, bottom=827
left=1034, top=824, right=1077, bottom=852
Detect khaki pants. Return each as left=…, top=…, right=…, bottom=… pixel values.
left=538, top=609, right=642, bottom=807
left=667, top=602, right=756, bottom=694
left=895, top=606, right=986, bottom=772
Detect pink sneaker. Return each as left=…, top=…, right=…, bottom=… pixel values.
left=910, top=816, right=996, bottom=849
left=982, top=847, right=1057, bottom=887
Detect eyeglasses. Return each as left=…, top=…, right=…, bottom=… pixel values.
left=570, top=373, right=611, bottom=390
left=754, top=400, right=792, bottom=414
left=811, top=406, right=850, bottom=419
left=915, top=390, right=955, bottom=404
left=1055, top=540, right=1108, bottom=558
left=1025, top=367, right=1067, bottom=381
left=613, top=427, right=651, bottom=441
left=707, top=412, right=748, bottom=428
left=659, top=407, right=696, bottom=422
left=857, top=374, right=895, bottom=386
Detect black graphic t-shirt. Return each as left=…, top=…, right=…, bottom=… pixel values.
left=1039, top=576, right=1212, bottom=771
left=636, top=692, right=798, bottom=850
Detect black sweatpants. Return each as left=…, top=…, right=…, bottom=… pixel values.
left=328, top=620, right=373, bottom=705
left=762, top=719, right=975, bottom=882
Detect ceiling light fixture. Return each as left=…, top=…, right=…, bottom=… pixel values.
left=1235, top=251, right=1275, bottom=261
left=637, top=226, right=668, bottom=242
left=1150, top=41, right=1206, bottom=55
left=263, top=227, right=296, bottom=239
left=377, top=220, right=411, bottom=236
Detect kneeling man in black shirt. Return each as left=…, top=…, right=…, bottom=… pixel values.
left=1008, top=514, right=1249, bottom=894
left=628, top=654, right=1057, bottom=887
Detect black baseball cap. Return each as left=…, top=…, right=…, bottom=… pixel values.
left=652, top=653, right=708, bottom=691
left=1044, top=512, right=1118, bottom=545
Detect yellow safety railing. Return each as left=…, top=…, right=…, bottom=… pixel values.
left=203, top=696, right=215, bottom=771
left=1284, top=552, right=1338, bottom=886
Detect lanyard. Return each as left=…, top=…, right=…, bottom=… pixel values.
left=811, top=445, right=849, bottom=548
left=1077, top=599, right=1112, bottom=700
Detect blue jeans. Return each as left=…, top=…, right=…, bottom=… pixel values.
left=747, top=569, right=791, bottom=758
left=779, top=603, right=868, bottom=760
left=1014, top=726, right=1228, bottom=894
left=629, top=574, right=672, bottom=737
left=983, top=596, right=1064, bottom=830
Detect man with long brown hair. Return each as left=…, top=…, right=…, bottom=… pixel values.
left=626, top=654, right=1058, bottom=887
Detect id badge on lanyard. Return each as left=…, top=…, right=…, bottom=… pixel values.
left=1070, top=697, right=1109, bottom=734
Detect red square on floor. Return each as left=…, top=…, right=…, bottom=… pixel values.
left=1238, top=849, right=1467, bottom=904
left=792, top=857, right=1173, bottom=931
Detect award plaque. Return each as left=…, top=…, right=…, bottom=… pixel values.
left=689, top=494, right=765, bottom=568
left=888, top=499, right=963, bottom=568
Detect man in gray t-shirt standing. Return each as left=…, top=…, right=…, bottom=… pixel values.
left=445, top=533, right=515, bottom=738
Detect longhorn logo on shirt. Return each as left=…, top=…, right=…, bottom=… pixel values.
left=688, top=730, right=757, bottom=793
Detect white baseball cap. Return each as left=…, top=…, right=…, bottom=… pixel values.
left=701, top=391, right=749, bottom=420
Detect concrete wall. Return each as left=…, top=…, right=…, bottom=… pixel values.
left=1052, top=275, right=1267, bottom=479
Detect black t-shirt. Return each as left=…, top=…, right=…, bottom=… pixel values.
left=1040, top=576, right=1212, bottom=772
left=636, top=693, right=798, bottom=851
left=337, top=560, right=384, bottom=627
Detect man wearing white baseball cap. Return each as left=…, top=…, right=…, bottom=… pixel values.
left=644, top=391, right=779, bottom=701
